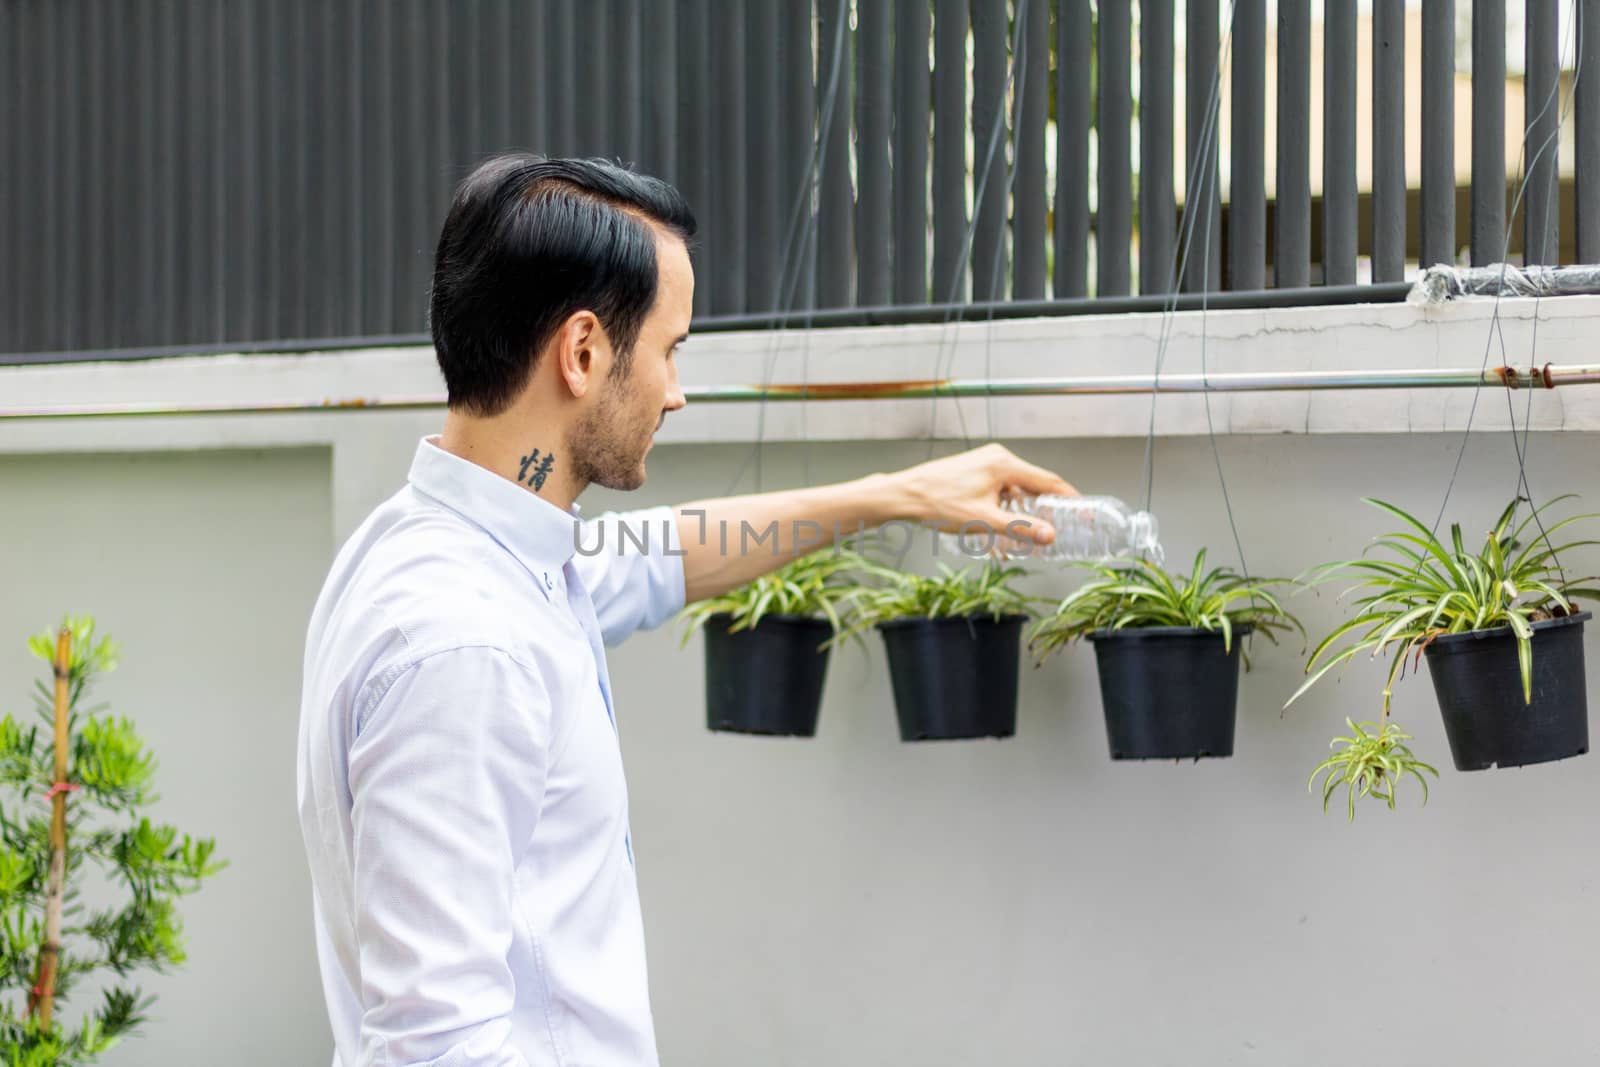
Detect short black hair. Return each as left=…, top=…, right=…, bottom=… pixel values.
left=429, top=154, right=697, bottom=417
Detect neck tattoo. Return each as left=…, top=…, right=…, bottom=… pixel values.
left=518, top=448, right=557, bottom=491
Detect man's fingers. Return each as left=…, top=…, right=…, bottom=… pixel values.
left=1000, top=454, right=1076, bottom=498
left=985, top=505, right=1056, bottom=545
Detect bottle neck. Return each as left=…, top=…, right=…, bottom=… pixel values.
left=1129, top=511, right=1160, bottom=552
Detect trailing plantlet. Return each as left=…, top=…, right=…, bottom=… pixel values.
left=1308, top=718, right=1439, bottom=822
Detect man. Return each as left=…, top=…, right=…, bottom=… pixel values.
left=297, top=155, right=1073, bottom=1066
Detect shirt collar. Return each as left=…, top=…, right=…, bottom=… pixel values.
left=407, top=435, right=579, bottom=572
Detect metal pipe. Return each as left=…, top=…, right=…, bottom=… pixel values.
left=7, top=365, right=1600, bottom=421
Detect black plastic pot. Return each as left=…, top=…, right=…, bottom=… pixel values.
left=877, top=615, right=1024, bottom=741
left=703, top=614, right=833, bottom=736
left=1086, top=626, right=1248, bottom=760
left=1423, top=611, right=1590, bottom=771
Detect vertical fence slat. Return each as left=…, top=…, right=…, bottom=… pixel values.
left=0, top=2, right=9, bottom=351
left=1098, top=2, right=1132, bottom=295
left=1525, top=0, right=1560, bottom=265
left=1140, top=0, right=1176, bottom=294
left=1184, top=0, right=1220, bottom=291
left=747, top=1, right=781, bottom=311
left=285, top=0, right=309, bottom=339
left=508, top=1, right=539, bottom=155
left=710, top=0, right=748, bottom=313
left=58, top=1, right=83, bottom=349
left=639, top=2, right=676, bottom=183
left=1578, top=0, right=1600, bottom=262
left=1421, top=0, right=1456, bottom=267
left=1472, top=0, right=1507, bottom=264
left=490, top=0, right=513, bottom=154
left=548, top=3, right=574, bottom=155
left=583, top=1, right=609, bottom=157
left=615, top=1, right=641, bottom=163
left=678, top=0, right=710, bottom=317
left=971, top=0, right=1008, bottom=302
left=428, top=0, right=452, bottom=278
left=1055, top=0, right=1090, bottom=297
left=1013, top=0, right=1048, bottom=300
left=893, top=0, right=930, bottom=304
left=303, top=0, right=328, bottom=338
left=396, top=1, right=427, bottom=334
left=137, top=2, right=160, bottom=343
left=933, top=0, right=968, bottom=301
left=1275, top=0, right=1311, bottom=287
left=1322, top=0, right=1357, bottom=284
left=1372, top=0, right=1405, bottom=282
left=817, top=0, right=854, bottom=309
left=856, top=0, right=892, bottom=307
left=780, top=0, right=816, bottom=312
left=21, top=0, right=44, bottom=348
left=1229, top=0, right=1266, bottom=289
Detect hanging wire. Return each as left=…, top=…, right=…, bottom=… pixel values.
left=921, top=0, right=1031, bottom=459
left=1427, top=0, right=1582, bottom=581
left=723, top=2, right=851, bottom=498
left=1136, top=1, right=1240, bottom=548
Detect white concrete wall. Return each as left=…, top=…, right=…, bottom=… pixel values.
left=3, top=305, right=1598, bottom=1064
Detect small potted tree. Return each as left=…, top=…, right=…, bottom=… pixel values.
left=1288, top=497, right=1598, bottom=771
left=838, top=561, right=1035, bottom=741
left=678, top=549, right=862, bottom=736
left=1028, top=551, right=1302, bottom=760
left=0, top=616, right=224, bottom=1062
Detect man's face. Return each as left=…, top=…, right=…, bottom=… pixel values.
left=571, top=228, right=692, bottom=491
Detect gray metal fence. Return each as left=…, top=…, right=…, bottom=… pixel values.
left=2, top=0, right=1598, bottom=362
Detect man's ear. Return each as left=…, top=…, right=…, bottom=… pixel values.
left=555, top=311, right=603, bottom=399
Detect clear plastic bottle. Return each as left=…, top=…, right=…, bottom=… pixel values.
left=940, top=494, right=1164, bottom=564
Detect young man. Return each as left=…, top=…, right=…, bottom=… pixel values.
left=297, top=155, right=1074, bottom=1066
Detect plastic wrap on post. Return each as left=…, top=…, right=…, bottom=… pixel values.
left=1408, top=263, right=1600, bottom=305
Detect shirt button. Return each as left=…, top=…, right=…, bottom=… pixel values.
left=544, top=573, right=554, bottom=589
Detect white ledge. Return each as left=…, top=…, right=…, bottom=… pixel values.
left=3, top=296, right=1600, bottom=456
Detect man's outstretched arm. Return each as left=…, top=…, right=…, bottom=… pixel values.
left=675, top=443, right=1075, bottom=604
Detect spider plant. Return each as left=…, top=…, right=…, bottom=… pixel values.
left=834, top=559, right=1037, bottom=643
left=1309, top=717, right=1439, bottom=821
left=677, top=547, right=864, bottom=643
left=1287, top=496, right=1600, bottom=713
left=1027, top=550, right=1304, bottom=665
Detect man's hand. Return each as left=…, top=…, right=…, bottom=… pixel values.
left=890, top=443, right=1077, bottom=545
left=675, top=444, right=1076, bottom=603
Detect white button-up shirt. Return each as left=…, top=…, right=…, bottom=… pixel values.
left=297, top=435, right=685, bottom=1066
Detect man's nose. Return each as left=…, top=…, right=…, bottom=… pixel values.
left=664, top=365, right=687, bottom=412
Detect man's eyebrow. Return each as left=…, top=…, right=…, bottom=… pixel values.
left=671, top=332, right=690, bottom=346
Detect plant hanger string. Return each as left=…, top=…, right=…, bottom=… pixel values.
left=921, top=0, right=1034, bottom=461
left=724, top=3, right=852, bottom=499
left=1424, top=0, right=1584, bottom=599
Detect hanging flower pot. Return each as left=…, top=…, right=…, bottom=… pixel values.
left=1290, top=496, right=1600, bottom=793
left=702, top=613, right=833, bottom=736
left=1087, top=625, right=1250, bottom=759
left=1032, top=551, right=1302, bottom=761
left=1424, top=611, right=1590, bottom=770
left=878, top=614, right=1025, bottom=740
left=840, top=562, right=1037, bottom=741
left=677, top=550, right=861, bottom=737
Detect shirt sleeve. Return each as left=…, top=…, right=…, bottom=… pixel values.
left=346, top=646, right=550, bottom=1067
left=570, top=504, right=687, bottom=647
